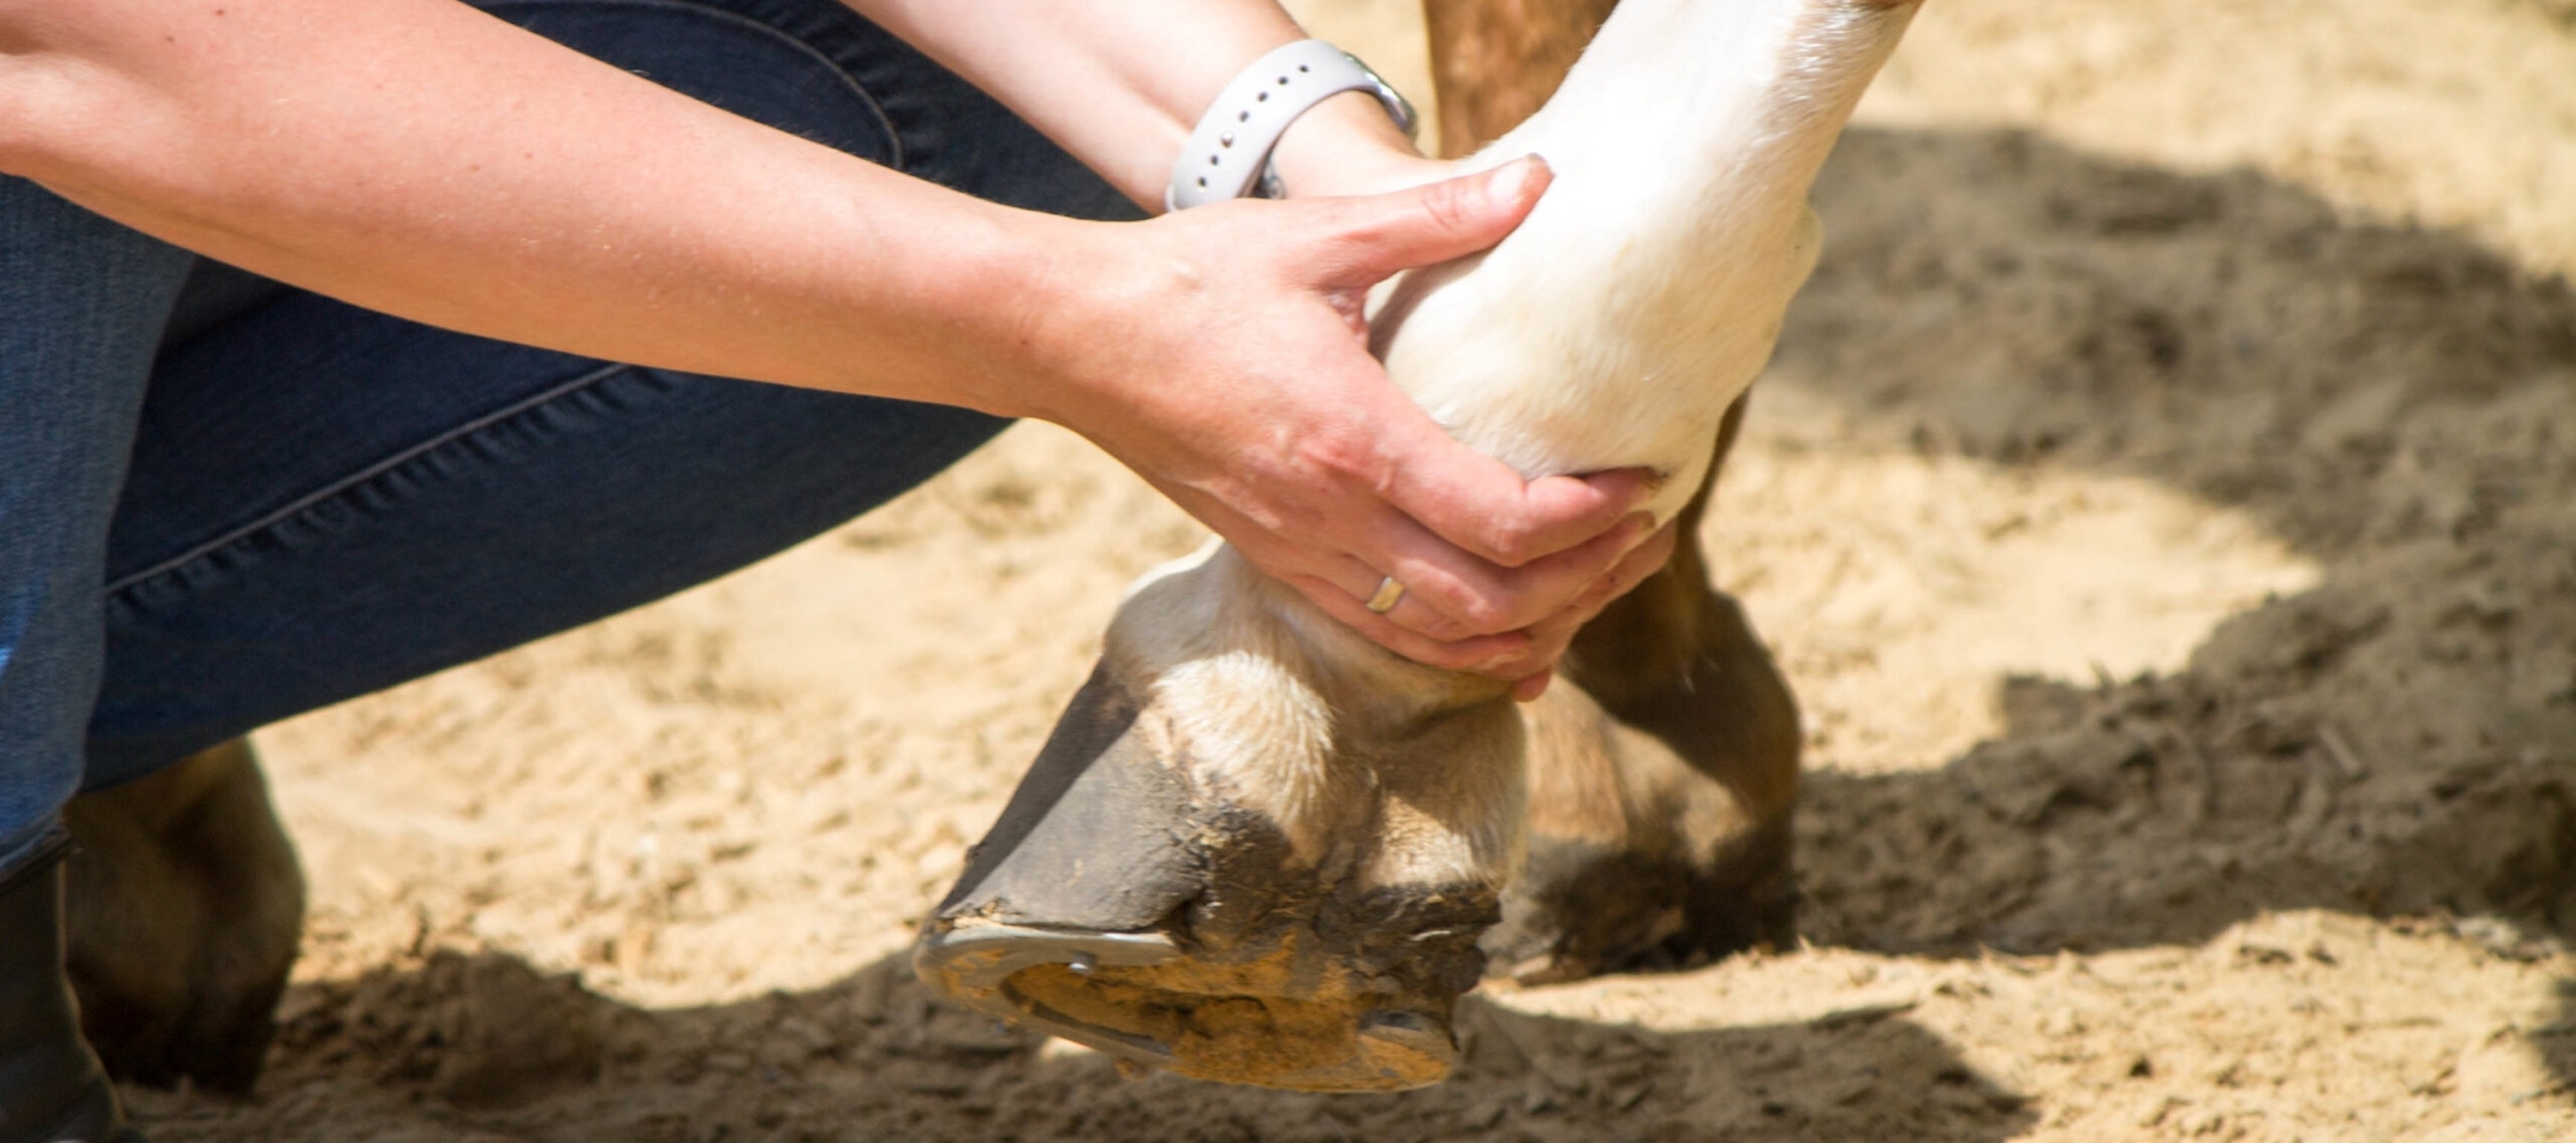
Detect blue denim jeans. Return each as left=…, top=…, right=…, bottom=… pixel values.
left=0, top=0, right=1139, bottom=871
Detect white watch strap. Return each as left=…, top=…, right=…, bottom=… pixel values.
left=1165, top=39, right=1417, bottom=212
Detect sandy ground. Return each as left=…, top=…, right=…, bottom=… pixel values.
left=123, top=1, right=2576, bottom=1139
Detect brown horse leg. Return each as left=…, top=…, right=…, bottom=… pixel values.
left=64, top=738, right=306, bottom=1094
left=1420, top=0, right=1622, bottom=159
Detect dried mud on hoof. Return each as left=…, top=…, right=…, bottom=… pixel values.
left=916, top=669, right=1495, bottom=1091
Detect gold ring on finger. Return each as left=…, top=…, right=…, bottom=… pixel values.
left=1364, top=575, right=1407, bottom=615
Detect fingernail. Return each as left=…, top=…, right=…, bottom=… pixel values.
left=1475, top=648, right=1530, bottom=673
left=1621, top=511, right=1658, bottom=544
left=1484, top=155, right=1538, bottom=209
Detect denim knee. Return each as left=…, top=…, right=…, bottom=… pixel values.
left=0, top=179, right=195, bottom=858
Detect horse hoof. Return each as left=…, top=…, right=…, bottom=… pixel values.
left=914, top=664, right=1491, bottom=1091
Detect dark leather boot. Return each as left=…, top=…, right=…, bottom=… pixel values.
left=1, top=833, right=145, bottom=1143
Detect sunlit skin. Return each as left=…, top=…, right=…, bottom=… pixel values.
left=0, top=0, right=1674, bottom=695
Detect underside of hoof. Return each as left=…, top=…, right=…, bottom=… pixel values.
left=915, top=666, right=1497, bottom=1091
left=918, top=918, right=1467, bottom=1091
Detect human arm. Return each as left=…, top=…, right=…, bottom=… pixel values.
left=0, top=0, right=1653, bottom=687
left=0, top=0, right=1099, bottom=407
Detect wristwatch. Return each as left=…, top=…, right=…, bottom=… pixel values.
left=1165, top=39, right=1418, bottom=212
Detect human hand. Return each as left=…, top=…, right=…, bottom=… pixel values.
left=1019, top=158, right=1667, bottom=695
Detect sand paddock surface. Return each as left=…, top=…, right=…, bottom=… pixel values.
left=127, top=1, right=2576, bottom=1139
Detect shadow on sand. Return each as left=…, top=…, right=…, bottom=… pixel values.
left=1769, top=123, right=2575, bottom=1098
left=125, top=949, right=2028, bottom=1143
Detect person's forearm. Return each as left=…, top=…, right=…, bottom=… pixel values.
left=0, top=0, right=1080, bottom=412
left=850, top=0, right=1430, bottom=206
left=0, top=0, right=1648, bottom=674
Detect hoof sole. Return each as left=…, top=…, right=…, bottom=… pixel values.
left=916, top=921, right=1456, bottom=1091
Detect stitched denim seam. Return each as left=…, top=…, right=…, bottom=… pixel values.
left=103, top=361, right=633, bottom=598
left=488, top=0, right=903, bottom=170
